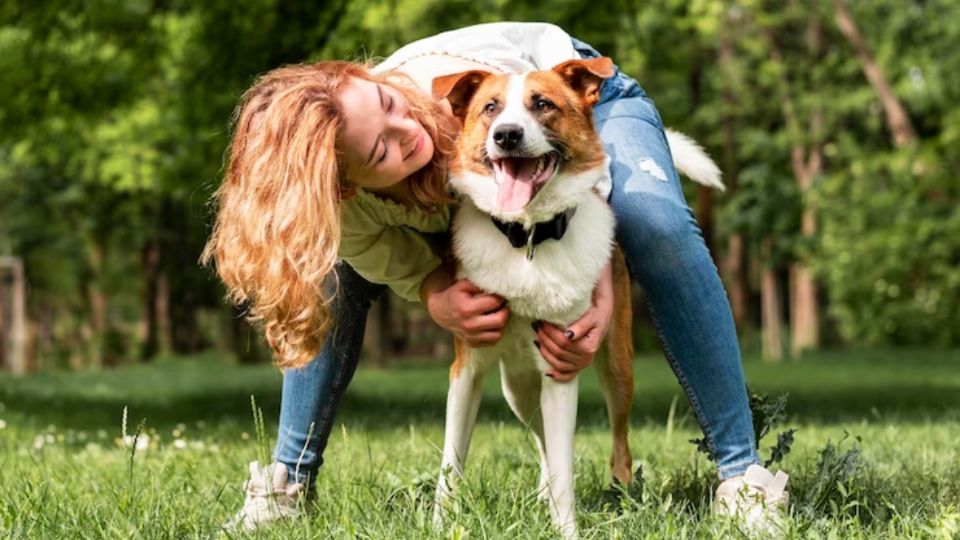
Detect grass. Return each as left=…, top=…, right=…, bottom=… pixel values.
left=1, top=348, right=959, bottom=538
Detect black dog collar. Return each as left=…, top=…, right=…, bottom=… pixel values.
left=491, top=207, right=577, bottom=260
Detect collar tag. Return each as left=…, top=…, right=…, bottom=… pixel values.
left=525, top=225, right=537, bottom=261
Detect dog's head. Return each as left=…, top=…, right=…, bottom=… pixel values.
left=433, top=58, right=614, bottom=221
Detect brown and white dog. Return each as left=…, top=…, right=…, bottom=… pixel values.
left=431, top=58, right=721, bottom=538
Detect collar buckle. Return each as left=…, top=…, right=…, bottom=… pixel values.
left=525, top=226, right=537, bottom=260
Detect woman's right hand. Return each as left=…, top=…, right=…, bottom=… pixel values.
left=422, top=268, right=510, bottom=347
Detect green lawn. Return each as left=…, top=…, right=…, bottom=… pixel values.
left=1, top=349, right=958, bottom=538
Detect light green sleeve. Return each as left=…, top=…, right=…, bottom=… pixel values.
left=337, top=191, right=449, bottom=302
left=338, top=223, right=443, bottom=302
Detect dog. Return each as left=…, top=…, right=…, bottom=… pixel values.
left=431, top=57, right=722, bottom=538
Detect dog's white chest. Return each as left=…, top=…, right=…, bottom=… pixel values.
left=453, top=194, right=615, bottom=325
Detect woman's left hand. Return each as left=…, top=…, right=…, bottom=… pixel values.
left=534, top=260, right=615, bottom=382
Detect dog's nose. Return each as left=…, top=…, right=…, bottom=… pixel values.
left=493, top=124, right=524, bottom=150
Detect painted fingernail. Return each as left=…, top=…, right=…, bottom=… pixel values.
left=564, top=329, right=575, bottom=339
left=545, top=372, right=555, bottom=379
left=531, top=320, right=543, bottom=331
left=533, top=340, right=541, bottom=349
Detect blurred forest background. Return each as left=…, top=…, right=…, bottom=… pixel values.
left=1, top=0, right=957, bottom=374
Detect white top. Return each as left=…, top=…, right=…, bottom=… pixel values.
left=374, top=22, right=613, bottom=200
left=374, top=22, right=580, bottom=75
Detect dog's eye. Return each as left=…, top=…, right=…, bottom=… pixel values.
left=535, top=98, right=555, bottom=111
left=483, top=101, right=498, bottom=115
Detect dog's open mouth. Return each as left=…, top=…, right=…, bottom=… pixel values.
left=491, top=153, right=560, bottom=212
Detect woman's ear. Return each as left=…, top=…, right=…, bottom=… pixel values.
left=339, top=176, right=357, bottom=200
left=432, top=70, right=492, bottom=121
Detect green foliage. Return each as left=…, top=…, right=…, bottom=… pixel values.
left=814, top=143, right=960, bottom=346
left=2, top=0, right=960, bottom=364
left=797, top=434, right=866, bottom=521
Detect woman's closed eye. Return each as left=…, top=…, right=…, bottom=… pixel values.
left=376, top=91, right=396, bottom=164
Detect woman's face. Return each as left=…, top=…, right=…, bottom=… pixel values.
left=338, top=77, right=434, bottom=193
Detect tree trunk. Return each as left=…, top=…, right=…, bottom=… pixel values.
left=717, top=23, right=749, bottom=327
left=833, top=0, right=917, bottom=147
left=725, top=234, right=749, bottom=327
left=688, top=42, right=718, bottom=262
left=84, top=241, right=107, bottom=369
left=365, top=295, right=393, bottom=368
left=763, top=11, right=823, bottom=356
left=0, top=257, right=28, bottom=376
left=789, top=149, right=821, bottom=356
left=0, top=275, right=6, bottom=369
left=86, top=280, right=106, bottom=369
left=760, top=240, right=783, bottom=363
left=141, top=239, right=161, bottom=361
left=170, top=201, right=202, bottom=353
left=789, top=263, right=819, bottom=358
left=157, top=270, right=172, bottom=354
left=695, top=187, right=716, bottom=263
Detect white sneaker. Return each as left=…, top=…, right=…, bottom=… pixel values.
left=714, top=464, right=789, bottom=537
left=224, top=461, right=307, bottom=531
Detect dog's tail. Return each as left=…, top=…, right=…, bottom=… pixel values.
left=665, top=129, right=725, bottom=192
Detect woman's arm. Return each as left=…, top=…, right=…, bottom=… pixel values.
left=534, top=258, right=614, bottom=381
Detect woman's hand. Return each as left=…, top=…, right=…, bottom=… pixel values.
left=535, top=260, right=615, bottom=382
left=422, top=265, right=510, bottom=347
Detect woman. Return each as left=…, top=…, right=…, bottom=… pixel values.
left=204, top=22, right=788, bottom=534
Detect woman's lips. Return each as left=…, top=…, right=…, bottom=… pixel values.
left=404, top=131, right=423, bottom=161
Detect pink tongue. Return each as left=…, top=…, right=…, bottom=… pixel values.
left=496, top=158, right=539, bottom=212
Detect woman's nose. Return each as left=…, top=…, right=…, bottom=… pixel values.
left=388, top=115, right=419, bottom=138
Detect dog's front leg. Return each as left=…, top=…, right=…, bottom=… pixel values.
left=433, top=350, right=486, bottom=528
left=540, top=376, right=579, bottom=539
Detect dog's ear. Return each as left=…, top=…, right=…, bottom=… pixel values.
left=552, top=58, right=615, bottom=106
left=432, top=70, right=492, bottom=121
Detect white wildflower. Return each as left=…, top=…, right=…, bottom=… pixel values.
left=123, top=434, right=150, bottom=451
left=173, top=439, right=187, bottom=450
left=0, top=419, right=6, bottom=430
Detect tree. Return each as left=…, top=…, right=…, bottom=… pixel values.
left=0, top=257, right=27, bottom=375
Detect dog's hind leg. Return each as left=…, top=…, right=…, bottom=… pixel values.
left=433, top=340, right=489, bottom=527
left=596, top=249, right=635, bottom=486
left=499, top=363, right=550, bottom=499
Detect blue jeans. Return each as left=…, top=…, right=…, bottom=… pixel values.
left=272, top=41, right=760, bottom=485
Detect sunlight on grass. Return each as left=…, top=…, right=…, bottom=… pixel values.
left=0, top=349, right=958, bottom=538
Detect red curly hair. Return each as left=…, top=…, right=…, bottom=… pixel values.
left=202, top=61, right=457, bottom=368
